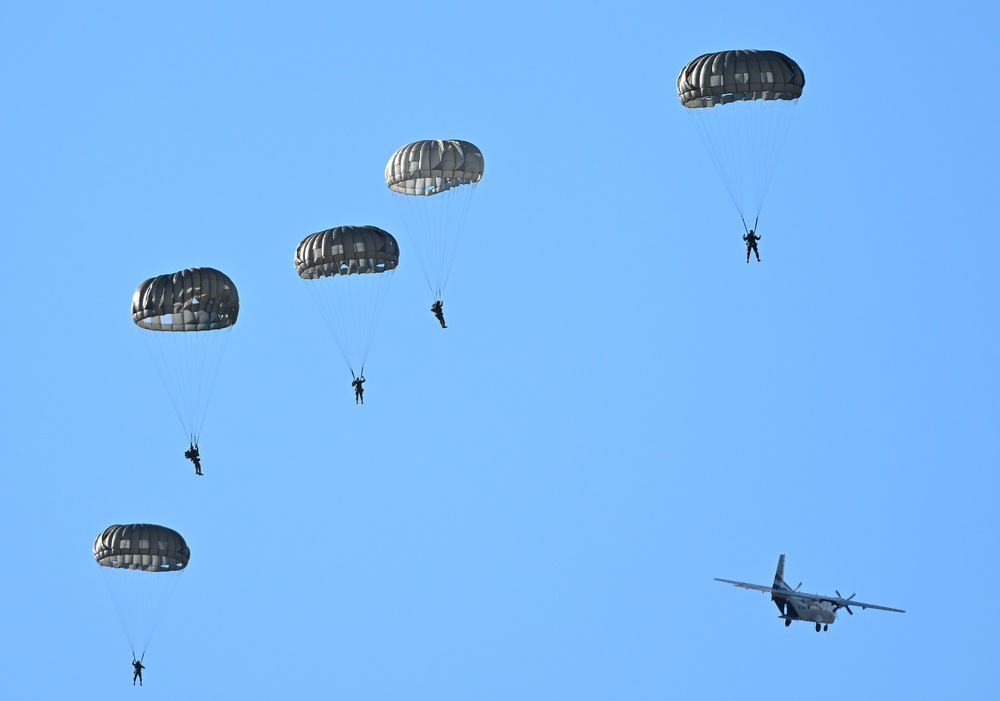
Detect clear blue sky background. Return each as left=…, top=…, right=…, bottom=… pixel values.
left=1, top=2, right=997, bottom=699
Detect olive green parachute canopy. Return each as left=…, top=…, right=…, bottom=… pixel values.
left=385, top=139, right=484, bottom=196
left=94, top=524, right=190, bottom=572
left=677, top=50, right=804, bottom=108
left=295, top=226, right=400, bottom=279
left=132, top=267, right=240, bottom=331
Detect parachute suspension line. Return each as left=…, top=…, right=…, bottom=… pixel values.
left=189, top=326, right=233, bottom=446
left=96, top=524, right=190, bottom=669
left=301, top=270, right=393, bottom=377
left=136, top=639, right=149, bottom=664
left=101, top=564, right=185, bottom=662
left=355, top=270, right=395, bottom=369
left=685, top=107, right=743, bottom=219
left=436, top=182, right=477, bottom=295
left=137, top=325, right=233, bottom=447
left=385, top=140, right=482, bottom=308
left=684, top=98, right=799, bottom=227
left=390, top=182, right=476, bottom=303
left=391, top=192, right=437, bottom=297
left=138, top=329, right=190, bottom=443
left=741, top=98, right=798, bottom=226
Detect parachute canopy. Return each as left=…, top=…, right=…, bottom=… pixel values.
left=95, top=524, right=190, bottom=658
left=132, top=267, right=240, bottom=332
left=677, top=49, right=804, bottom=227
left=94, top=524, right=189, bottom=572
left=677, top=49, right=804, bottom=109
left=131, top=266, right=239, bottom=445
left=385, top=139, right=484, bottom=196
left=295, top=226, right=400, bottom=279
left=385, top=139, right=483, bottom=307
left=295, top=225, right=399, bottom=375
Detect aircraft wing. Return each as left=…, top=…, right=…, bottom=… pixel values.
left=714, top=579, right=905, bottom=612
left=714, top=578, right=781, bottom=595
left=810, top=593, right=905, bottom=613
left=765, top=588, right=905, bottom=613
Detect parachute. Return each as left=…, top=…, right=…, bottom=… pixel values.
left=385, top=139, right=483, bottom=315
left=132, top=267, right=239, bottom=447
left=677, top=50, right=804, bottom=232
left=295, top=225, right=399, bottom=376
left=94, top=524, right=189, bottom=660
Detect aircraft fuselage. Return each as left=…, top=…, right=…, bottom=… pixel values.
left=776, top=595, right=836, bottom=625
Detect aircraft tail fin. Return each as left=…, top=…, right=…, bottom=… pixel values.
left=773, top=554, right=789, bottom=592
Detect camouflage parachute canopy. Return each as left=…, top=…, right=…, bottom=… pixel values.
left=677, top=50, right=804, bottom=108
left=295, top=225, right=400, bottom=279
left=132, top=267, right=239, bottom=331
left=385, top=139, right=484, bottom=196
left=94, top=524, right=190, bottom=572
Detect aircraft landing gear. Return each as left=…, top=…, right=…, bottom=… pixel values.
left=823, top=624, right=829, bottom=632
left=815, top=623, right=822, bottom=632
left=785, top=619, right=792, bottom=627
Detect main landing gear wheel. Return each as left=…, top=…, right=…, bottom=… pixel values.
left=823, top=624, right=829, bottom=631
left=815, top=623, right=822, bottom=632
left=785, top=619, right=792, bottom=627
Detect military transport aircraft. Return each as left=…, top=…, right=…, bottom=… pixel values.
left=715, top=554, right=905, bottom=632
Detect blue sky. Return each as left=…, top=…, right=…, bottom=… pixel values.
left=1, top=2, right=997, bottom=699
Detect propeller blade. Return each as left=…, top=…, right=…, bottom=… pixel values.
left=836, top=591, right=855, bottom=615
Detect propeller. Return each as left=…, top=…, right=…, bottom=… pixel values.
left=836, top=590, right=856, bottom=615
left=795, top=582, right=802, bottom=591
